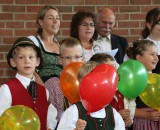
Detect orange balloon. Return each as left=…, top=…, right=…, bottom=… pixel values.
left=60, top=62, right=83, bottom=104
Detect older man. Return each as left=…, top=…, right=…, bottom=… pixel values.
left=94, top=7, right=128, bottom=64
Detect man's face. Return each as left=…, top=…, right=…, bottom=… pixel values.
left=97, top=14, right=116, bottom=37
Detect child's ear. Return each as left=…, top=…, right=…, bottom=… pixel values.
left=146, top=22, right=151, bottom=30
left=58, top=56, right=63, bottom=65
left=36, top=57, right=40, bottom=67
left=10, top=58, right=16, bottom=68
left=136, top=55, right=142, bottom=62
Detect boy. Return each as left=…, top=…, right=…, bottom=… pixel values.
left=90, top=53, right=135, bottom=128
left=57, top=60, right=125, bottom=130
left=44, top=37, right=85, bottom=124
left=0, top=37, right=57, bottom=130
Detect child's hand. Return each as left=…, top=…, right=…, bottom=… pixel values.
left=119, top=109, right=130, bottom=120
left=75, top=119, right=87, bottom=130
left=124, top=117, right=132, bottom=128
left=147, top=111, right=160, bottom=121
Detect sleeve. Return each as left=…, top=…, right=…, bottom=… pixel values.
left=124, top=98, right=136, bottom=119
left=28, top=35, right=40, bottom=47
left=47, top=104, right=57, bottom=130
left=57, top=104, right=78, bottom=130
left=0, top=84, right=12, bottom=116
left=113, top=108, right=125, bottom=130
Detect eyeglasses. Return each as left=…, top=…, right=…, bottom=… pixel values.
left=79, top=23, right=95, bottom=27
left=60, top=55, right=83, bottom=60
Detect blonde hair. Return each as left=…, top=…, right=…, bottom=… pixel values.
left=77, top=61, right=98, bottom=81
left=59, top=37, right=83, bottom=55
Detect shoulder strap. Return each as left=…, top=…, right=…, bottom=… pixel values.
left=34, top=36, right=43, bottom=49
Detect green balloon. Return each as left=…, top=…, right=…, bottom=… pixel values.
left=118, top=60, right=148, bottom=99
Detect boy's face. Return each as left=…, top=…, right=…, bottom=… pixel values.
left=10, top=47, right=40, bottom=79
left=59, top=45, right=84, bottom=68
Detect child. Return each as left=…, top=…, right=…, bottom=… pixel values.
left=0, top=37, right=57, bottom=130
left=90, top=53, right=135, bottom=129
left=44, top=37, right=85, bottom=124
left=126, top=39, right=160, bottom=130
left=57, top=60, right=125, bottom=130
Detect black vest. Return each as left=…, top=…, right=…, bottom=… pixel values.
left=76, top=102, right=115, bottom=130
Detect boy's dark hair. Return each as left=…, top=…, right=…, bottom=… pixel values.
left=90, top=53, right=115, bottom=64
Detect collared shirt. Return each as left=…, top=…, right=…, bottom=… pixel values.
left=95, top=34, right=112, bottom=52
left=0, top=73, right=57, bottom=130
left=57, top=104, right=125, bottom=130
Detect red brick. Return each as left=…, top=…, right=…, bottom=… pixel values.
left=140, top=21, right=146, bottom=28
left=96, top=6, right=118, bottom=13
left=0, top=13, right=13, bottom=20
left=0, top=0, right=13, bottom=4
left=118, top=21, right=139, bottom=28
left=130, top=0, right=151, bottom=5
left=15, top=14, right=36, bottom=20
left=61, top=29, right=70, bottom=36
left=26, top=22, right=37, bottom=28
left=6, top=22, right=24, bottom=28
left=74, top=6, right=96, bottom=12
left=0, top=70, right=4, bottom=76
left=130, top=29, right=143, bottom=35
left=57, top=6, right=72, bottom=13
left=127, top=36, right=141, bottom=43
left=15, top=0, right=38, bottom=4
left=130, top=14, right=146, bottom=20
left=0, top=22, right=5, bottom=28
left=113, top=29, right=129, bottom=36
left=0, top=61, right=9, bottom=68
left=60, top=21, right=70, bottom=28
left=108, top=0, right=129, bottom=5
left=5, top=69, right=16, bottom=77
left=85, top=0, right=107, bottom=5
left=119, top=6, right=140, bottom=12
left=62, top=14, right=73, bottom=21
left=62, top=0, right=84, bottom=5
left=0, top=53, right=4, bottom=60
left=116, top=14, right=129, bottom=20
left=153, top=0, right=160, bottom=4
left=0, top=29, right=13, bottom=36
left=141, top=6, right=159, bottom=12
left=14, top=29, right=36, bottom=36
left=3, top=37, right=17, bottom=44
left=26, top=6, right=42, bottom=12
left=39, top=0, right=61, bottom=4
left=3, top=5, right=25, bottom=12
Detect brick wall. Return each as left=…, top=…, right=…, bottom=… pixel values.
left=0, top=0, right=160, bottom=85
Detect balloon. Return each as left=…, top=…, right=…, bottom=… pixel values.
left=140, top=73, right=160, bottom=111
left=79, top=64, right=118, bottom=113
left=118, top=60, right=148, bottom=99
left=0, top=105, right=40, bottom=130
left=60, top=62, right=83, bottom=104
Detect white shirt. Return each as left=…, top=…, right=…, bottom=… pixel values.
left=57, top=104, right=125, bottom=130
left=0, top=73, right=57, bottom=130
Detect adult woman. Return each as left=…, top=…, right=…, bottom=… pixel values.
left=29, top=5, right=62, bottom=83
left=70, top=11, right=98, bottom=61
left=142, top=7, right=160, bottom=74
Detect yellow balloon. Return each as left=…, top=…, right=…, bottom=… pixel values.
left=140, top=73, right=160, bottom=111
left=0, top=105, right=40, bottom=130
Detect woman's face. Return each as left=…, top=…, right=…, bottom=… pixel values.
left=78, top=17, right=95, bottom=42
left=39, top=9, right=60, bottom=35
left=136, top=45, right=158, bottom=71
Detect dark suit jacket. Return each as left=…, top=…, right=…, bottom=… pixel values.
left=111, top=34, right=128, bottom=64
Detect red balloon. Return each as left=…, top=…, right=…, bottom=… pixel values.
left=79, top=64, right=118, bottom=112
left=60, top=62, right=83, bottom=104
